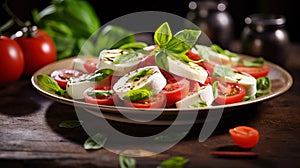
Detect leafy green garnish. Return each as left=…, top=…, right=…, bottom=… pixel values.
left=211, top=44, right=238, bottom=58
left=153, top=22, right=201, bottom=71
left=129, top=69, right=154, bottom=82
left=212, top=81, right=219, bottom=99
left=83, top=133, right=107, bottom=150
left=123, top=89, right=152, bottom=102
left=118, top=42, right=148, bottom=50
left=119, top=155, right=136, bottom=168
left=37, top=74, right=66, bottom=96
left=212, top=65, right=234, bottom=78
left=87, top=90, right=114, bottom=97
left=59, top=120, right=83, bottom=128
left=157, top=156, right=189, bottom=168
left=86, top=68, right=114, bottom=81
left=242, top=57, right=265, bottom=67
left=256, top=76, right=272, bottom=97
left=190, top=101, right=207, bottom=108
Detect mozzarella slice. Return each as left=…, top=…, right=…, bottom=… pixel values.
left=224, top=71, right=257, bottom=97
left=66, top=74, right=95, bottom=99
left=167, top=57, right=208, bottom=84
left=113, top=66, right=166, bottom=99
left=97, top=49, right=146, bottom=76
left=176, top=84, right=214, bottom=108
left=72, top=58, right=88, bottom=73
left=196, top=45, right=240, bottom=66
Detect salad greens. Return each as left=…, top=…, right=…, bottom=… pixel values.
left=256, top=76, right=272, bottom=97
left=157, top=156, right=189, bottom=168
left=37, top=74, right=66, bottom=96
left=119, top=155, right=137, bottom=168
left=83, top=132, right=107, bottom=150
left=123, top=89, right=153, bottom=102
left=242, top=57, right=265, bottom=67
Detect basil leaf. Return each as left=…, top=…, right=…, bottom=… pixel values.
left=154, top=22, right=172, bottom=48
left=37, top=74, right=66, bottom=96
left=256, top=76, right=272, bottom=97
left=86, top=68, right=114, bottom=81
left=166, top=29, right=201, bottom=54
left=59, top=120, right=83, bottom=128
left=155, top=51, right=169, bottom=71
left=83, top=133, right=107, bottom=150
left=194, top=44, right=210, bottom=61
left=157, top=156, right=189, bottom=168
left=129, top=69, right=154, bottom=82
left=213, top=65, right=234, bottom=78
left=119, top=155, right=136, bottom=168
left=123, top=89, right=152, bottom=102
left=243, top=57, right=265, bottom=67
left=212, top=81, right=219, bottom=99
left=119, top=42, right=148, bottom=50
left=87, top=90, right=114, bottom=97
left=190, top=101, right=207, bottom=108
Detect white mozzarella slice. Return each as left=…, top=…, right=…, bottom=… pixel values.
left=71, top=58, right=88, bottom=73
left=113, top=66, right=166, bottom=99
left=97, top=49, right=146, bottom=76
left=66, top=74, right=95, bottom=99
left=196, top=45, right=240, bottom=66
left=167, top=57, right=208, bottom=84
left=224, top=71, right=257, bottom=97
left=175, top=84, right=214, bottom=108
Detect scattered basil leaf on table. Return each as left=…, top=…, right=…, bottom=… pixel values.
left=157, top=156, right=189, bottom=168
left=83, top=133, right=107, bottom=150
left=59, top=120, right=83, bottom=128
left=119, top=155, right=136, bottom=168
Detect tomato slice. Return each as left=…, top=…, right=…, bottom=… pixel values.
left=123, top=93, right=166, bottom=108
left=83, top=86, right=119, bottom=106
left=233, top=65, right=270, bottom=79
left=50, top=68, right=83, bottom=89
left=229, top=126, right=260, bottom=149
left=214, top=82, right=246, bottom=105
left=83, top=58, right=98, bottom=73
left=185, top=49, right=201, bottom=61
left=161, top=77, right=190, bottom=107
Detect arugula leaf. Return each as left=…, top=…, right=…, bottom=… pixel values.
left=256, top=76, right=272, bottom=97
left=243, top=57, right=265, bottom=67
left=59, top=120, right=83, bottom=128
left=123, top=89, right=152, bottom=102
left=154, top=22, right=172, bottom=48
left=37, top=74, right=66, bottom=96
left=157, top=156, right=189, bottom=168
left=213, top=65, right=234, bottom=78
left=119, top=155, right=136, bottom=168
left=83, top=133, right=107, bottom=150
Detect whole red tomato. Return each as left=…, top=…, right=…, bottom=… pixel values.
left=13, top=28, right=56, bottom=76
left=0, top=36, right=24, bottom=88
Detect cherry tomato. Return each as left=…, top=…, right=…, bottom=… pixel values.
left=50, top=68, right=83, bottom=89
left=83, top=86, right=119, bottom=106
left=233, top=65, right=270, bottom=79
left=0, top=36, right=24, bottom=88
left=161, top=77, right=190, bottom=107
left=123, top=93, right=166, bottom=108
left=214, top=82, right=246, bottom=105
left=229, top=126, right=260, bottom=149
left=13, top=28, right=56, bottom=76
left=83, top=57, right=98, bottom=73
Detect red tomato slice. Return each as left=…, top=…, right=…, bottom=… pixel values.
left=233, top=65, right=270, bottom=79
left=185, top=49, right=201, bottom=61
left=83, top=58, right=98, bottom=73
left=50, top=68, right=83, bottom=89
left=138, top=55, right=156, bottom=68
left=83, top=86, right=119, bottom=106
left=215, top=82, right=246, bottom=105
left=123, top=93, right=166, bottom=108
left=161, top=77, right=190, bottom=107
left=229, top=126, right=260, bottom=149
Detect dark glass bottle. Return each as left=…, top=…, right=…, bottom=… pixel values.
left=241, top=14, right=290, bottom=66
left=186, top=0, right=234, bottom=49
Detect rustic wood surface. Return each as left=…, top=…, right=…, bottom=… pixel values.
left=1, top=44, right=300, bottom=168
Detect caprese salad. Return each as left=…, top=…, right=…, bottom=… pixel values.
left=37, top=22, right=272, bottom=109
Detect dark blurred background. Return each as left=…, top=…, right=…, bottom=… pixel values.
left=0, top=0, right=299, bottom=43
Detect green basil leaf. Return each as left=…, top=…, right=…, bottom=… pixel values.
left=86, top=68, right=114, bottom=81
left=194, top=44, right=210, bottom=61
left=113, top=52, right=141, bottom=64
left=129, top=68, right=154, bottom=82
left=83, top=133, right=107, bottom=150
left=256, top=76, right=272, bottom=97
left=157, top=156, right=189, bottom=168
left=119, top=154, right=136, bottom=168
left=155, top=51, right=169, bottom=71
left=37, top=74, right=66, bottom=96
left=154, top=22, right=172, bottom=48
left=212, top=81, right=219, bottom=99
left=213, top=65, right=234, bottom=78
left=166, top=29, right=201, bottom=54
left=190, top=101, right=207, bottom=108
left=59, top=120, right=83, bottom=128
left=123, top=89, right=152, bottom=102
left=119, top=42, right=148, bottom=50
left=243, top=57, right=265, bottom=67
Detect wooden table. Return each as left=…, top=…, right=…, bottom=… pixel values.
left=1, top=43, right=300, bottom=168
